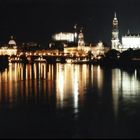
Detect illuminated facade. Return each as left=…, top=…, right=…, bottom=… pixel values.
left=8, top=36, right=16, bottom=46
left=94, top=41, right=106, bottom=56
left=111, top=13, right=140, bottom=51
left=63, top=28, right=90, bottom=54
left=122, top=34, right=140, bottom=50
left=52, top=27, right=107, bottom=56
left=111, top=13, right=121, bottom=50
left=78, top=29, right=85, bottom=50
left=0, top=47, right=17, bottom=55
left=0, top=36, right=17, bottom=56
left=52, top=32, right=77, bottom=42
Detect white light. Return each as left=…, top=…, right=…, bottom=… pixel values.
left=53, top=32, right=75, bottom=42
left=122, top=36, right=140, bottom=48
left=73, top=68, right=79, bottom=114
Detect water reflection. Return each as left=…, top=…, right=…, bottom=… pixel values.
left=0, top=64, right=96, bottom=111
left=56, top=64, right=91, bottom=112
left=0, top=64, right=140, bottom=108
left=112, top=68, right=140, bottom=119
left=0, top=63, right=140, bottom=137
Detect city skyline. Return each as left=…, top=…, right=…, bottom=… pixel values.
left=0, top=0, right=140, bottom=45
left=1, top=1, right=140, bottom=139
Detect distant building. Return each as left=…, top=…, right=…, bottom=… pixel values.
left=111, top=13, right=140, bottom=52
left=64, top=29, right=91, bottom=54
left=94, top=41, right=107, bottom=56
left=111, top=13, right=121, bottom=51
left=51, top=26, right=108, bottom=56
left=78, top=29, right=85, bottom=50
left=121, top=31, right=140, bottom=50
left=8, top=36, right=17, bottom=48
left=50, top=29, right=78, bottom=51
left=0, top=36, right=17, bottom=56
left=52, top=32, right=78, bottom=43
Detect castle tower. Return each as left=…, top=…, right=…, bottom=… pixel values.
left=111, top=12, right=120, bottom=50
left=78, top=28, right=85, bottom=50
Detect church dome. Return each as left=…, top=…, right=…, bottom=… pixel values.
left=8, top=40, right=16, bottom=45
left=8, top=36, right=16, bottom=45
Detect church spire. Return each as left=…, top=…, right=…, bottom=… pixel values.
left=78, top=27, right=85, bottom=50
left=112, top=12, right=118, bottom=32
left=111, top=12, right=120, bottom=50
left=114, top=12, right=117, bottom=19
left=127, top=29, right=130, bottom=35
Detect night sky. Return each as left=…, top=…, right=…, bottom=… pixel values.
left=0, top=0, right=140, bottom=46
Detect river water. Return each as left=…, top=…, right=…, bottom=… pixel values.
left=0, top=63, right=140, bottom=138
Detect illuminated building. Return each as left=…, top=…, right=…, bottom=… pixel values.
left=8, top=36, right=17, bottom=47
left=52, top=24, right=78, bottom=43
left=51, top=29, right=78, bottom=51
left=78, top=29, right=85, bottom=50
left=111, top=13, right=121, bottom=50
left=52, top=32, right=77, bottom=42
left=51, top=26, right=108, bottom=57
left=121, top=30, right=140, bottom=50
left=0, top=47, right=17, bottom=56
left=111, top=13, right=140, bottom=52
left=94, top=41, right=107, bottom=57
left=0, top=36, right=17, bottom=56
left=64, top=31, right=89, bottom=54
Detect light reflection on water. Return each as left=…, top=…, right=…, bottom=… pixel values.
left=0, top=63, right=140, bottom=137
left=0, top=63, right=140, bottom=111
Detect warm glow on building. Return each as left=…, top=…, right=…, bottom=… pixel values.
left=0, top=47, right=17, bottom=55
left=0, top=36, right=17, bottom=55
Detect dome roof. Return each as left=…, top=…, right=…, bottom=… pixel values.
left=8, top=40, right=16, bottom=45
left=8, top=36, right=16, bottom=45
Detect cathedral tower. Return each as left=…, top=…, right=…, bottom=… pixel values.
left=111, top=12, right=120, bottom=50
left=78, top=28, right=85, bottom=50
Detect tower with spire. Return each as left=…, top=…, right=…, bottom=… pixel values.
left=78, top=27, right=85, bottom=50
left=111, top=12, right=120, bottom=50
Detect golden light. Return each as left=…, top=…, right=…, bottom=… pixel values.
left=0, top=48, right=17, bottom=55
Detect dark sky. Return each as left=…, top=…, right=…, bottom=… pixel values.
left=0, top=0, right=140, bottom=46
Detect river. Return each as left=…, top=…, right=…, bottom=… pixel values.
left=0, top=63, right=140, bottom=138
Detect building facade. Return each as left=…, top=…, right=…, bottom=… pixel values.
left=111, top=13, right=121, bottom=50
left=78, top=29, right=85, bottom=50
left=52, top=32, right=78, bottom=43
left=122, top=31, right=140, bottom=50
left=111, top=13, right=140, bottom=51
left=0, top=36, right=17, bottom=56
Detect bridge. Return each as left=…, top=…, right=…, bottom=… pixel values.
left=7, top=51, right=92, bottom=63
